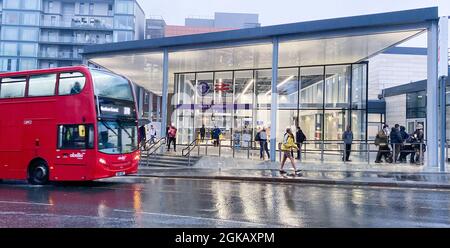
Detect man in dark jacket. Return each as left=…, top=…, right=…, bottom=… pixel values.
left=295, top=127, right=306, bottom=160
left=390, top=124, right=403, bottom=163
left=398, top=126, right=410, bottom=162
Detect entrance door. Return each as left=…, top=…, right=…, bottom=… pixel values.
left=174, top=73, right=196, bottom=145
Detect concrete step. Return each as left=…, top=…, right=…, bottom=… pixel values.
left=139, top=161, right=189, bottom=167
left=141, top=155, right=201, bottom=162
left=140, top=154, right=202, bottom=167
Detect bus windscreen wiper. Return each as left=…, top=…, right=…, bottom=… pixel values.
left=100, top=121, right=119, bottom=137
left=117, top=121, right=133, bottom=140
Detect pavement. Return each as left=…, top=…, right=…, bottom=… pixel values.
left=1, top=176, right=450, bottom=227
left=136, top=156, right=450, bottom=189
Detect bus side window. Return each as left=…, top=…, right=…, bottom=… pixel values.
left=58, top=124, right=94, bottom=149
left=59, top=72, right=86, bottom=96
left=28, top=74, right=57, bottom=97
left=0, top=77, right=27, bottom=99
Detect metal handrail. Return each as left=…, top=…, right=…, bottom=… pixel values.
left=182, top=139, right=199, bottom=157
left=141, top=138, right=167, bottom=166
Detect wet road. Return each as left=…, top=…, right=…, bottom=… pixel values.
left=1, top=176, right=450, bottom=228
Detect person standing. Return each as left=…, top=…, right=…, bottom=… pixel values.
left=148, top=124, right=157, bottom=144
left=295, top=127, right=306, bottom=160
left=199, top=124, right=206, bottom=142
left=374, top=130, right=392, bottom=163
left=383, top=124, right=390, bottom=137
left=139, top=125, right=146, bottom=148
left=280, top=128, right=301, bottom=174
left=342, top=125, right=353, bottom=162
left=413, top=124, right=425, bottom=165
left=212, top=126, right=221, bottom=147
left=259, top=128, right=270, bottom=160
left=390, top=124, right=403, bottom=163
left=398, top=126, right=410, bottom=162
left=167, top=125, right=177, bottom=152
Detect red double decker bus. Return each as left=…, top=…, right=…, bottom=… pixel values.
left=0, top=66, right=140, bottom=184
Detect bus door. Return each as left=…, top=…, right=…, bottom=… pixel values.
left=55, top=124, right=95, bottom=167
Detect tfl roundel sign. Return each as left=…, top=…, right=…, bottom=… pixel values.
left=197, top=81, right=211, bottom=96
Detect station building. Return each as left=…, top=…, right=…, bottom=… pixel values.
left=83, top=7, right=443, bottom=167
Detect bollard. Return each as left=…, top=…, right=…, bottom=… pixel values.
left=247, top=141, right=250, bottom=159
left=303, top=143, right=306, bottom=161
left=394, top=144, right=397, bottom=163
left=367, top=141, right=370, bottom=164
left=232, top=140, right=235, bottom=158
left=420, top=142, right=423, bottom=165
left=320, top=141, right=324, bottom=162
left=219, top=142, right=221, bottom=157
left=446, top=140, right=449, bottom=165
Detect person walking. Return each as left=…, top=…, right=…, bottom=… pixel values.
left=280, top=128, right=301, bottom=175
left=342, top=125, right=353, bottom=162
left=259, top=128, right=270, bottom=160
left=199, top=124, right=206, bottom=142
left=412, top=124, right=425, bottom=165
left=374, top=130, right=392, bottom=163
left=212, top=126, right=221, bottom=147
left=148, top=124, right=157, bottom=144
left=167, top=125, right=177, bottom=152
left=295, top=127, right=306, bottom=160
left=390, top=124, right=403, bottom=163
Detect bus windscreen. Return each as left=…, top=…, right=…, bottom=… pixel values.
left=91, top=69, right=134, bottom=101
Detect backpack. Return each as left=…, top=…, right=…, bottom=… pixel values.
left=255, top=132, right=261, bottom=141
left=298, top=132, right=306, bottom=143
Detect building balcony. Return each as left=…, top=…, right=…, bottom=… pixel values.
left=41, top=18, right=114, bottom=30
left=40, top=36, right=113, bottom=45
left=38, top=51, right=82, bottom=61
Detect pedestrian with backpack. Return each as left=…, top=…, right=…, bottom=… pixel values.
left=280, top=128, right=301, bottom=175
left=295, top=127, right=306, bottom=160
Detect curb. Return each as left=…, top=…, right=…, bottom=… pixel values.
left=130, top=173, right=450, bottom=190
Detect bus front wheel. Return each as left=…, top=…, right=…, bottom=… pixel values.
left=28, top=161, right=49, bottom=185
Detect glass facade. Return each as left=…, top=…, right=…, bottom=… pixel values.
left=172, top=62, right=368, bottom=150
left=406, top=91, right=426, bottom=119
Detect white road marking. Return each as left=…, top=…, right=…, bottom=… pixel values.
left=0, top=200, right=53, bottom=206
left=113, top=209, right=270, bottom=226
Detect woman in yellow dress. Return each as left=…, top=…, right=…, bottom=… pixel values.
left=280, top=128, right=301, bottom=174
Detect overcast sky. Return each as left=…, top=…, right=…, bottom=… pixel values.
left=137, top=0, right=450, bottom=25
left=136, top=0, right=450, bottom=47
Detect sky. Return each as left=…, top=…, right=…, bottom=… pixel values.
left=137, top=0, right=450, bottom=26
left=136, top=0, right=450, bottom=47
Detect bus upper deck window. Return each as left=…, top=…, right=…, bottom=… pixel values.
left=59, top=72, right=86, bottom=96
left=28, top=74, right=57, bottom=97
left=0, top=77, right=27, bottom=99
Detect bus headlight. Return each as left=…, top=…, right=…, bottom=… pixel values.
left=99, top=158, right=107, bottom=165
